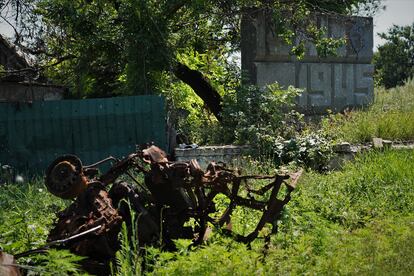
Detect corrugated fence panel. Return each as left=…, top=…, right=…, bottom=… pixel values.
left=0, top=95, right=166, bottom=171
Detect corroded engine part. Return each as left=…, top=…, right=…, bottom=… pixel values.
left=142, top=145, right=168, bottom=164
left=45, top=155, right=88, bottom=199
left=47, top=182, right=122, bottom=258
left=109, top=181, right=160, bottom=245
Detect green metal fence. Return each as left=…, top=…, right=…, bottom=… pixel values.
left=0, top=95, right=166, bottom=171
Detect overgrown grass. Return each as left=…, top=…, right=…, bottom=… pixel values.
left=146, top=215, right=414, bottom=275
left=0, top=178, right=66, bottom=254
left=1, top=150, right=413, bottom=275
left=148, top=150, right=414, bottom=275
left=0, top=178, right=86, bottom=275
left=321, top=79, right=414, bottom=143
left=291, top=150, right=414, bottom=228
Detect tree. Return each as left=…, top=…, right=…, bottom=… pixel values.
left=0, top=0, right=383, bottom=120
left=373, top=23, right=414, bottom=88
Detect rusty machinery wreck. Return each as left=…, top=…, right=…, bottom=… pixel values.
left=1, top=144, right=301, bottom=275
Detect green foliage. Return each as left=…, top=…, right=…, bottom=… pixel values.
left=306, top=0, right=383, bottom=15
left=270, top=2, right=348, bottom=59
left=5, top=0, right=381, bottom=98
left=111, top=202, right=142, bottom=276
left=148, top=240, right=266, bottom=275
left=26, top=249, right=86, bottom=275
left=268, top=215, right=414, bottom=275
left=0, top=179, right=87, bottom=275
left=111, top=222, right=142, bottom=276
left=159, top=49, right=239, bottom=145
left=272, top=132, right=332, bottom=171
left=222, top=83, right=302, bottom=145
left=373, top=23, right=414, bottom=88
left=37, top=0, right=126, bottom=97
left=321, top=80, right=414, bottom=143
left=148, top=216, right=414, bottom=275
left=220, top=83, right=332, bottom=170
left=176, top=50, right=240, bottom=96
left=0, top=179, right=66, bottom=254
left=351, top=0, right=385, bottom=16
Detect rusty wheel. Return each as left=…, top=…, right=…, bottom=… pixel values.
left=45, top=155, right=88, bottom=199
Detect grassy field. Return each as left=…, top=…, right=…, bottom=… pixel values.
left=321, top=80, right=414, bottom=143
left=1, top=149, right=413, bottom=275
left=147, top=149, right=414, bottom=275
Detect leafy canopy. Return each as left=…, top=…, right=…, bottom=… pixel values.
left=1, top=0, right=382, bottom=97
left=373, top=23, right=414, bottom=88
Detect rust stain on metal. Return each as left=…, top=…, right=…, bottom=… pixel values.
left=44, top=144, right=301, bottom=273
left=45, top=155, right=88, bottom=199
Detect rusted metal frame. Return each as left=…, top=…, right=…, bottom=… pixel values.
left=43, top=144, right=302, bottom=266
left=206, top=176, right=275, bottom=228
left=124, top=170, right=152, bottom=196
left=193, top=176, right=240, bottom=243
left=242, top=175, right=288, bottom=243
left=201, top=176, right=233, bottom=194
left=238, top=175, right=276, bottom=180
left=83, top=156, right=118, bottom=169
left=192, top=219, right=207, bottom=245
left=99, top=153, right=140, bottom=185
left=214, top=166, right=236, bottom=174
left=184, top=188, right=217, bottom=220
left=109, top=182, right=161, bottom=244
left=191, top=183, right=211, bottom=245
left=232, top=196, right=267, bottom=210
left=244, top=179, right=279, bottom=196
left=209, top=176, right=287, bottom=244
left=182, top=184, right=198, bottom=210
left=13, top=226, right=103, bottom=259
left=110, top=182, right=149, bottom=217
left=214, top=177, right=241, bottom=227
left=230, top=177, right=269, bottom=210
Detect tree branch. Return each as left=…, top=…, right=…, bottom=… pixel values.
left=173, top=62, right=222, bottom=121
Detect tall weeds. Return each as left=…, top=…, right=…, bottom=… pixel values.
left=322, top=80, right=414, bottom=142
left=111, top=201, right=142, bottom=276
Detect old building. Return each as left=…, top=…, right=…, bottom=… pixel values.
left=0, top=34, right=64, bottom=102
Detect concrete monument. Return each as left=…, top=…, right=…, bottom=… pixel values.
left=241, top=10, right=374, bottom=113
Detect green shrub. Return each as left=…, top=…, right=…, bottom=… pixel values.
left=221, top=83, right=303, bottom=145
left=271, top=132, right=332, bottom=171
left=220, top=83, right=333, bottom=170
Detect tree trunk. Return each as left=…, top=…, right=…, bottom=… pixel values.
left=173, top=62, right=222, bottom=121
